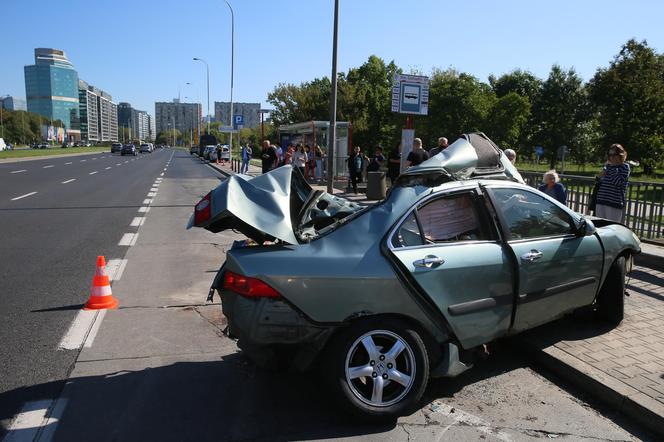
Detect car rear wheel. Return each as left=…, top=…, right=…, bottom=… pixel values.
left=595, top=256, right=626, bottom=324
left=327, top=318, right=429, bottom=420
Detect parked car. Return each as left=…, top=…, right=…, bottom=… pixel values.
left=203, top=145, right=217, bottom=161
left=38, top=142, right=49, bottom=149
left=111, top=143, right=123, bottom=154
left=190, top=145, right=198, bottom=155
left=219, top=145, right=230, bottom=162
left=140, top=143, right=153, bottom=153
left=189, top=133, right=641, bottom=419
left=0, top=138, right=6, bottom=151
left=121, top=144, right=137, bottom=156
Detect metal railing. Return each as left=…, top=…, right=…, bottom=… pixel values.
left=522, top=172, right=664, bottom=240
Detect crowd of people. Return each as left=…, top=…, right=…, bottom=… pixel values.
left=245, top=136, right=631, bottom=223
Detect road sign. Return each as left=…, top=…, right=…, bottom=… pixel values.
left=234, top=115, right=244, bottom=130
left=535, top=146, right=544, bottom=156
left=392, top=74, right=429, bottom=115
left=220, top=126, right=238, bottom=133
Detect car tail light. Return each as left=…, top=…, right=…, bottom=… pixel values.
left=194, top=192, right=212, bottom=225
left=223, top=271, right=282, bottom=299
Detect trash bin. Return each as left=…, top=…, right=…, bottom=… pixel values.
left=366, top=171, right=387, bottom=200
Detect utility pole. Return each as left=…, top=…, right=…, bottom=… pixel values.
left=224, top=0, right=235, bottom=153
left=327, top=0, right=340, bottom=193
left=193, top=58, right=210, bottom=134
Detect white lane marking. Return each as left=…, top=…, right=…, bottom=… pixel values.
left=130, top=217, right=146, bottom=227
left=11, top=192, right=37, bottom=201
left=42, top=165, right=54, bottom=169
left=143, top=199, right=153, bottom=205
left=106, top=259, right=128, bottom=281
left=91, top=157, right=97, bottom=160
left=116, top=163, right=122, bottom=166
left=163, top=168, right=167, bottom=171
left=3, top=398, right=68, bottom=442
left=105, top=166, right=112, bottom=170
left=89, top=171, right=98, bottom=175
left=10, top=169, right=27, bottom=174
left=80, top=159, right=86, bottom=162
left=118, top=232, right=139, bottom=246
left=160, top=173, right=164, bottom=176
left=124, top=161, right=129, bottom=163
left=84, top=309, right=106, bottom=348
left=147, top=192, right=156, bottom=197
left=150, top=187, right=158, bottom=192
left=62, top=179, right=76, bottom=184
left=138, top=206, right=150, bottom=213
left=100, top=156, right=105, bottom=159
left=64, top=162, right=73, bottom=165
left=58, top=310, right=97, bottom=350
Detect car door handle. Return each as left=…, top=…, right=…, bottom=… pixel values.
left=413, top=255, right=445, bottom=268
left=521, top=249, right=543, bottom=262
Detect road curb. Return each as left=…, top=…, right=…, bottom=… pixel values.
left=635, top=251, right=664, bottom=271
left=0, top=150, right=111, bottom=163
left=518, top=338, right=664, bottom=436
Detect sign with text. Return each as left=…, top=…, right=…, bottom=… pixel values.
left=392, top=74, right=429, bottom=115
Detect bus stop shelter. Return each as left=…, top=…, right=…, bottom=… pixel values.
left=278, top=121, right=351, bottom=177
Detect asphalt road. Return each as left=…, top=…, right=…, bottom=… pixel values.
left=0, top=149, right=172, bottom=430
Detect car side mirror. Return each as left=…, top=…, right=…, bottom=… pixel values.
left=577, top=218, right=596, bottom=236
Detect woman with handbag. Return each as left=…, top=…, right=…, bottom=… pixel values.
left=595, top=144, right=630, bottom=222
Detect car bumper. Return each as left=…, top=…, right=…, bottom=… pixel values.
left=221, top=290, right=335, bottom=371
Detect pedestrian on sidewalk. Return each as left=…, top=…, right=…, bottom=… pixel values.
left=405, top=138, right=429, bottom=168
left=275, top=144, right=284, bottom=167
left=595, top=144, right=630, bottom=222
left=429, top=137, right=448, bottom=157
left=347, top=146, right=366, bottom=194
left=241, top=142, right=252, bottom=174
left=314, top=145, right=324, bottom=181
left=538, top=170, right=567, bottom=204
left=261, top=140, right=277, bottom=173
left=367, top=146, right=385, bottom=172
left=387, top=142, right=402, bottom=185
left=293, top=144, right=307, bottom=177
left=285, top=143, right=294, bottom=165
left=216, top=145, right=222, bottom=164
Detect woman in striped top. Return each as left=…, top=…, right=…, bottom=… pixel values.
left=595, top=144, right=630, bottom=222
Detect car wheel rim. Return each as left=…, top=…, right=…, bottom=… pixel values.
left=344, top=329, right=416, bottom=408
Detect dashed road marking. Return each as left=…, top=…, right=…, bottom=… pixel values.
left=11, top=192, right=37, bottom=201
left=89, top=171, right=98, bottom=175
left=130, top=217, right=146, bottom=227
left=43, top=165, right=54, bottom=169
left=160, top=173, right=164, bottom=176
left=106, top=259, right=128, bottom=281
left=3, top=398, right=68, bottom=442
left=163, top=168, right=167, bottom=171
left=62, top=179, right=76, bottom=184
left=147, top=192, right=156, bottom=197
left=143, top=198, right=153, bottom=205
left=138, top=206, right=150, bottom=213
left=58, top=310, right=98, bottom=350
left=118, top=232, right=139, bottom=246
left=105, top=166, right=111, bottom=170
left=124, top=160, right=129, bottom=163
left=116, top=163, right=121, bottom=166
left=80, top=159, right=86, bottom=162
left=65, top=162, right=73, bottom=165
left=92, top=157, right=97, bottom=160
left=10, top=169, right=27, bottom=174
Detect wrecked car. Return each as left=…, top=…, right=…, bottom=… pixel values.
left=188, top=133, right=640, bottom=419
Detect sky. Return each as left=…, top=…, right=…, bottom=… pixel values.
left=2, top=0, right=664, bottom=118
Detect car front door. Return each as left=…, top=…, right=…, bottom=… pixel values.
left=388, top=190, right=515, bottom=349
left=486, top=186, right=603, bottom=332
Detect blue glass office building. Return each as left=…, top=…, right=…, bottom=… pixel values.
left=24, top=48, right=80, bottom=136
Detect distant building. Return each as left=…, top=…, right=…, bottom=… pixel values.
left=214, top=102, right=260, bottom=129
left=155, top=100, right=201, bottom=138
left=78, top=79, right=118, bottom=142
left=118, top=102, right=153, bottom=141
left=0, top=96, right=27, bottom=111
left=148, top=114, right=155, bottom=141
left=24, top=48, right=81, bottom=139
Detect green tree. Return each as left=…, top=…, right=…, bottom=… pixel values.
left=588, top=39, right=664, bottom=169
left=531, top=65, right=589, bottom=168
left=421, top=68, right=495, bottom=146
left=485, top=92, right=531, bottom=150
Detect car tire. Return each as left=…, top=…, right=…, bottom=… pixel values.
left=326, top=318, right=429, bottom=420
left=595, top=256, right=626, bottom=324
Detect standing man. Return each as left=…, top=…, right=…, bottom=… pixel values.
left=429, top=137, right=448, bottom=157
left=275, top=143, right=284, bottom=167
left=387, top=142, right=402, bottom=185
left=261, top=140, right=277, bottom=173
left=405, top=138, right=429, bottom=168
left=367, top=146, right=385, bottom=172
left=241, top=141, right=252, bottom=174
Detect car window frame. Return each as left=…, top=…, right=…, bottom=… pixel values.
left=484, top=185, right=581, bottom=243
left=387, top=187, right=497, bottom=251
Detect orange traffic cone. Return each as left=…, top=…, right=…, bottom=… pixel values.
left=84, top=256, right=119, bottom=310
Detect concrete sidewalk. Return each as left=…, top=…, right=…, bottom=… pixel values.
left=208, top=159, right=664, bottom=436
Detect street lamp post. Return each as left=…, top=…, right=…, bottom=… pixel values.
left=0, top=95, right=8, bottom=140
left=193, top=58, right=210, bottom=135
left=327, top=0, right=340, bottom=193
left=223, top=0, right=235, bottom=153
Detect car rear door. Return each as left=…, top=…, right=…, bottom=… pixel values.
left=485, top=186, right=603, bottom=332
left=388, top=189, right=515, bottom=349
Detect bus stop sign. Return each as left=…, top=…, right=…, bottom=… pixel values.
left=392, top=74, right=429, bottom=115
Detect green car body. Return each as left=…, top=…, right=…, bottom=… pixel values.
left=190, top=133, right=640, bottom=418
